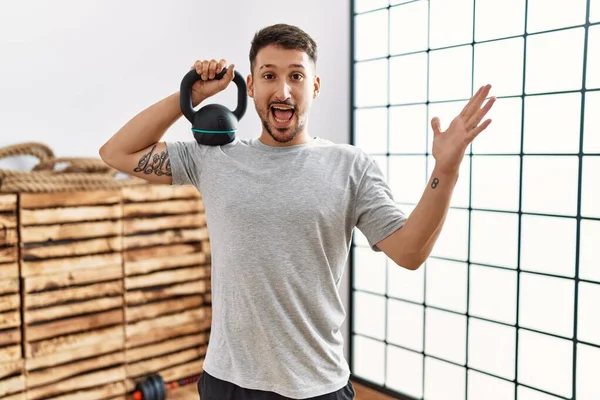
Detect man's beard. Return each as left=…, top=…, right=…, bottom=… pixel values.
left=262, top=118, right=304, bottom=143
left=256, top=103, right=304, bottom=144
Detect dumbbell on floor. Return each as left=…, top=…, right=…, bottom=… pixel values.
left=134, top=374, right=166, bottom=400
left=133, top=373, right=201, bottom=400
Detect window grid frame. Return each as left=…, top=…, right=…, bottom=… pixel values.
left=349, top=0, right=599, bottom=399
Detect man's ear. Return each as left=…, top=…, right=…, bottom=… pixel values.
left=246, top=74, right=254, bottom=98
left=313, top=75, right=321, bottom=99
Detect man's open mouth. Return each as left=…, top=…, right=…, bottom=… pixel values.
left=271, top=105, right=295, bottom=123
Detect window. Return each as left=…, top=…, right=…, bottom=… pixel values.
left=350, top=1, right=600, bottom=399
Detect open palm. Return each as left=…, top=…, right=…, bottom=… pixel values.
left=431, top=84, right=496, bottom=174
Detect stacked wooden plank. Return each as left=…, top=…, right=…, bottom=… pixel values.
left=0, top=194, right=25, bottom=400
left=121, top=186, right=212, bottom=393
left=19, top=190, right=127, bottom=400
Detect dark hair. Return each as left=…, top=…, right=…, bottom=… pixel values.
left=249, top=24, right=317, bottom=73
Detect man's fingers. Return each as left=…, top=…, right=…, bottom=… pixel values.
left=467, top=118, right=493, bottom=142
left=465, top=85, right=490, bottom=117
left=461, top=84, right=491, bottom=118
left=219, top=64, right=236, bottom=89
left=201, top=60, right=210, bottom=80
left=208, top=59, right=218, bottom=79
left=466, top=96, right=496, bottom=131
left=218, top=59, right=227, bottom=73
left=459, top=86, right=482, bottom=117
left=431, top=117, right=442, bottom=137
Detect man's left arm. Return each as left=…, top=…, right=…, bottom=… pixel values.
left=376, top=166, right=458, bottom=270
left=377, top=84, right=496, bottom=270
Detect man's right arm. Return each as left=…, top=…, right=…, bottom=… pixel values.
left=99, top=92, right=191, bottom=185
left=99, top=58, right=234, bottom=184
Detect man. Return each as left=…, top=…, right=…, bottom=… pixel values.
left=100, top=23, right=495, bottom=400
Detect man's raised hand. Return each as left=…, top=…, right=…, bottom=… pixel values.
left=430, top=84, right=496, bottom=174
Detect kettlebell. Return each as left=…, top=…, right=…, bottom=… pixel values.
left=180, top=67, right=247, bottom=146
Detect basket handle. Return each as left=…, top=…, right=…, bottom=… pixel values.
left=32, top=157, right=116, bottom=175
left=0, top=142, right=55, bottom=163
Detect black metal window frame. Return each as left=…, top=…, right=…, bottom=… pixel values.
left=349, top=0, right=600, bottom=399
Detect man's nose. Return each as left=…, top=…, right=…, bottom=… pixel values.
left=275, top=81, right=291, bottom=101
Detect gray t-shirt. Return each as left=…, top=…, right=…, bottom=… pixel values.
left=166, top=136, right=406, bottom=399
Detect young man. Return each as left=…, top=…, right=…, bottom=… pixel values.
left=100, top=24, right=495, bottom=400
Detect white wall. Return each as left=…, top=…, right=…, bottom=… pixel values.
left=0, top=0, right=352, bottom=358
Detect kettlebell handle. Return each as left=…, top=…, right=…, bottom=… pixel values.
left=180, top=68, right=247, bottom=125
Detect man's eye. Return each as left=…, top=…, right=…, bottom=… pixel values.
left=292, top=73, right=303, bottom=80
left=263, top=73, right=274, bottom=79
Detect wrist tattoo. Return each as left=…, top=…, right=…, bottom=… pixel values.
left=134, top=144, right=172, bottom=176
left=431, top=177, right=440, bottom=189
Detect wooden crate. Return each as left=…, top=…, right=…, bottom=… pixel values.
left=0, top=194, right=26, bottom=400
left=19, top=190, right=127, bottom=400
left=121, top=186, right=212, bottom=393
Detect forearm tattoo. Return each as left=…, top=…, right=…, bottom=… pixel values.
left=134, top=144, right=172, bottom=176
left=431, top=177, right=439, bottom=189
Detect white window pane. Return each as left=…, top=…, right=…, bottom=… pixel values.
left=584, top=92, right=600, bottom=153
left=520, top=215, right=577, bottom=277
left=353, top=335, right=385, bottom=385
left=577, top=343, right=600, bottom=400
left=354, top=0, right=388, bottom=13
left=451, top=157, right=470, bottom=209
left=588, top=26, right=600, bottom=89
left=526, top=28, right=585, bottom=94
left=475, top=0, right=525, bottom=41
left=387, top=299, right=424, bottom=351
left=582, top=157, right=600, bottom=218
left=429, top=0, right=473, bottom=48
left=389, top=53, right=428, bottom=104
left=424, top=357, right=466, bottom=400
left=425, top=259, right=467, bottom=313
left=389, top=156, right=427, bottom=204
left=527, top=0, right=587, bottom=33
left=578, top=282, right=600, bottom=346
left=429, top=45, right=473, bottom=102
left=386, top=346, right=424, bottom=398
left=592, top=0, right=600, bottom=22
left=519, top=273, right=575, bottom=338
left=471, top=156, right=521, bottom=212
left=518, top=329, right=573, bottom=398
left=428, top=100, right=471, bottom=154
left=469, top=265, right=518, bottom=325
left=354, top=9, right=389, bottom=61
left=425, top=308, right=466, bottom=364
left=580, top=219, right=600, bottom=283
left=427, top=155, right=470, bottom=209
left=353, top=246, right=387, bottom=294
left=468, top=318, right=517, bottom=379
left=353, top=227, right=369, bottom=247
left=522, top=156, right=579, bottom=216
left=517, top=386, right=564, bottom=400
left=474, top=37, right=524, bottom=97
left=390, top=1, right=428, bottom=55
left=470, top=211, right=519, bottom=269
left=398, top=203, right=416, bottom=217
left=388, top=262, right=424, bottom=303
left=354, top=292, right=386, bottom=340
left=468, top=370, right=515, bottom=400
left=354, top=107, right=388, bottom=154
left=430, top=208, right=469, bottom=260
left=389, top=105, right=428, bottom=154
left=472, top=97, right=523, bottom=155
left=524, top=93, right=581, bottom=154
left=391, top=0, right=417, bottom=4
left=355, top=59, right=388, bottom=107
